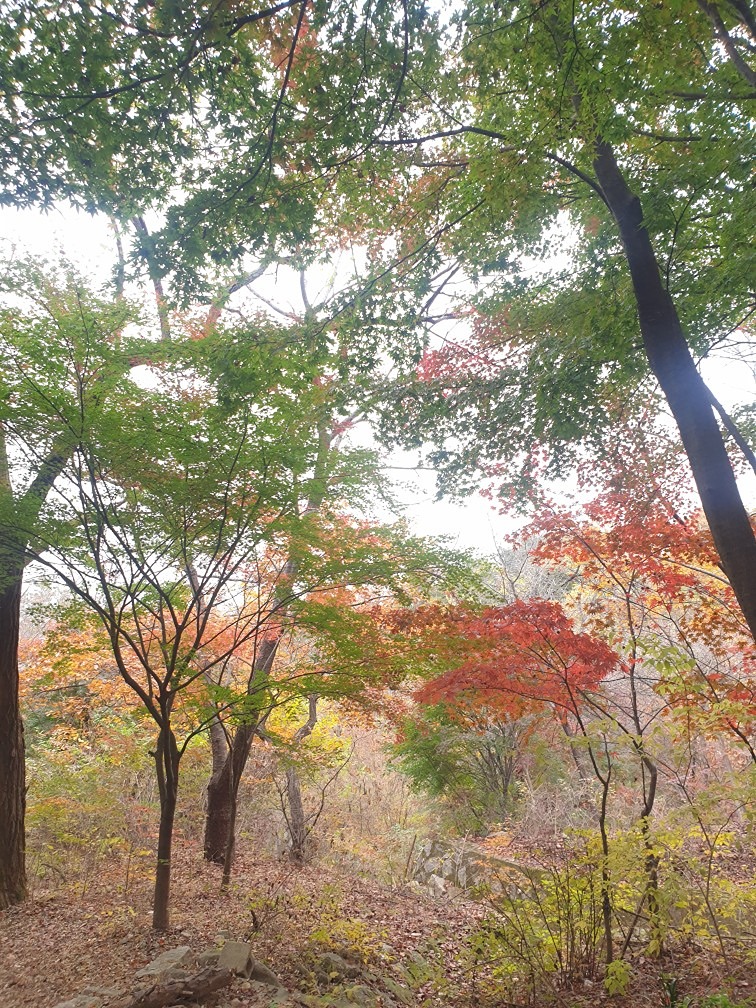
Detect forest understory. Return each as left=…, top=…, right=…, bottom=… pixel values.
left=2, top=725, right=755, bottom=1008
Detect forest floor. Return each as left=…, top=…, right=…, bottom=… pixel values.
left=1, top=836, right=755, bottom=1008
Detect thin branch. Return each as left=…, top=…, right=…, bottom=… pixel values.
left=708, top=389, right=756, bottom=475
left=374, top=125, right=518, bottom=147
left=132, top=216, right=170, bottom=341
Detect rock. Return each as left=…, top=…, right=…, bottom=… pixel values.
left=215, top=940, right=280, bottom=987
left=135, top=946, right=192, bottom=979
left=316, top=952, right=361, bottom=980
left=426, top=873, right=447, bottom=897
left=393, top=952, right=433, bottom=987
left=197, top=947, right=221, bottom=968
left=380, top=977, right=414, bottom=1005
left=340, top=984, right=377, bottom=1004
left=290, top=959, right=316, bottom=982
left=249, top=960, right=281, bottom=987
left=412, top=836, right=542, bottom=899
left=160, top=969, right=192, bottom=983
left=217, top=940, right=255, bottom=977
left=113, top=966, right=233, bottom=1008
left=402, top=880, right=424, bottom=897
left=247, top=983, right=291, bottom=1004
left=317, top=988, right=384, bottom=1008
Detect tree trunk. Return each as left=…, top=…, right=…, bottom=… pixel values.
left=220, top=722, right=255, bottom=885
left=281, top=696, right=318, bottom=862
left=593, top=141, right=756, bottom=642
left=220, top=781, right=238, bottom=889
left=558, top=712, right=591, bottom=782
left=204, top=720, right=258, bottom=867
left=597, top=767, right=614, bottom=966
left=638, top=754, right=662, bottom=954
left=203, top=637, right=279, bottom=866
left=203, top=719, right=232, bottom=864
left=0, top=567, right=26, bottom=909
left=203, top=418, right=334, bottom=869
left=285, top=766, right=308, bottom=863
left=0, top=424, right=78, bottom=911
left=152, top=727, right=180, bottom=931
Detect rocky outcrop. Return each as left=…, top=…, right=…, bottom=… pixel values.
left=53, top=941, right=416, bottom=1008
left=410, top=837, right=542, bottom=898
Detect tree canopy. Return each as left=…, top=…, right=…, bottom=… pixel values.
left=0, top=0, right=754, bottom=931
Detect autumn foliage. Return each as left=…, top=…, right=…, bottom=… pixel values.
left=519, top=492, right=756, bottom=753
left=411, top=599, right=619, bottom=720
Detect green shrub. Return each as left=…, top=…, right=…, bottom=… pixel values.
left=468, top=859, right=604, bottom=1004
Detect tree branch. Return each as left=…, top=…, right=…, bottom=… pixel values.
left=708, top=389, right=756, bottom=475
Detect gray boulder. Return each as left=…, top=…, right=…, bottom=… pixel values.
left=134, top=945, right=192, bottom=979
left=217, top=940, right=255, bottom=977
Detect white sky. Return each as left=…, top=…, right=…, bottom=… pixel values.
left=1, top=204, right=753, bottom=558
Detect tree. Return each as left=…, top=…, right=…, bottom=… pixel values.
left=0, top=260, right=134, bottom=909
left=411, top=599, right=617, bottom=719
left=368, top=0, right=756, bottom=638
left=31, top=360, right=322, bottom=928
left=0, top=0, right=438, bottom=302
left=193, top=257, right=471, bottom=871
left=486, top=488, right=755, bottom=956
left=383, top=595, right=623, bottom=957
left=200, top=508, right=478, bottom=877
left=385, top=485, right=755, bottom=959
left=394, top=702, right=534, bottom=832
left=0, top=0, right=314, bottom=212
left=523, top=488, right=756, bottom=765
left=8, top=264, right=476, bottom=921
left=0, top=260, right=333, bottom=923
left=0, top=0, right=441, bottom=912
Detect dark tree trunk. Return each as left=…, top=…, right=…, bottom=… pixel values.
left=152, top=727, right=180, bottom=931
left=0, top=431, right=75, bottom=911
left=597, top=766, right=614, bottom=965
left=0, top=566, right=26, bottom=909
left=203, top=719, right=232, bottom=864
left=203, top=720, right=257, bottom=867
left=203, top=637, right=279, bottom=866
left=219, top=721, right=255, bottom=884
left=593, top=141, right=756, bottom=642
